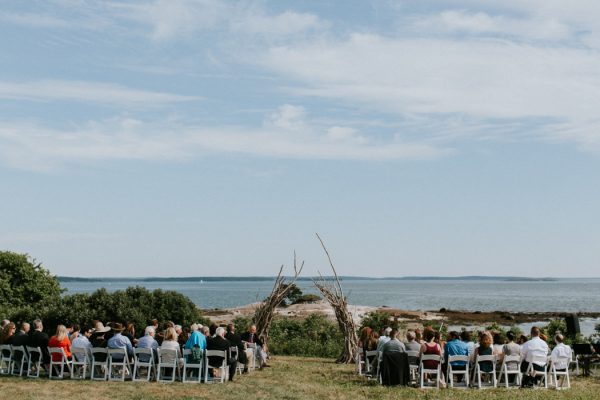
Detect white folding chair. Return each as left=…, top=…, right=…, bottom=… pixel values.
left=355, top=351, right=365, bottom=375
left=133, top=347, right=156, bottom=382
left=0, top=344, right=13, bottom=375
left=497, top=354, right=521, bottom=388
left=569, top=352, right=580, bottom=376
left=474, top=354, right=497, bottom=388
left=446, top=355, right=469, bottom=388
left=91, top=347, right=109, bottom=380
left=48, top=347, right=72, bottom=379
left=204, top=350, right=228, bottom=383
left=419, top=354, right=442, bottom=388
left=71, top=346, right=91, bottom=379
left=549, top=356, right=571, bottom=390
left=107, top=347, right=131, bottom=381
left=26, top=346, right=43, bottom=378
left=364, top=350, right=379, bottom=377
left=526, top=355, right=549, bottom=389
left=157, top=348, right=180, bottom=383
left=229, top=346, right=244, bottom=375
left=182, top=348, right=204, bottom=383
left=406, top=350, right=420, bottom=383
left=10, top=345, right=29, bottom=376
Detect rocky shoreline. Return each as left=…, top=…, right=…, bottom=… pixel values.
left=202, top=300, right=600, bottom=330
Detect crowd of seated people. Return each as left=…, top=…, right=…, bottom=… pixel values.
left=0, top=318, right=271, bottom=382
left=357, top=323, right=587, bottom=388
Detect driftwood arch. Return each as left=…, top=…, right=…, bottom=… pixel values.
left=313, top=234, right=358, bottom=364
left=253, top=253, right=304, bottom=348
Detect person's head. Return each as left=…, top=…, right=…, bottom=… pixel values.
left=389, top=329, right=398, bottom=340
left=424, top=329, right=435, bottom=343
left=369, top=330, right=379, bottom=341
left=554, top=333, right=564, bottom=344
left=460, top=330, right=471, bottom=342
left=434, top=331, right=441, bottom=342
left=383, top=327, right=392, bottom=337
left=506, top=331, right=516, bottom=342
left=112, top=322, right=125, bottom=334
left=165, top=321, right=175, bottom=329
left=145, top=326, right=155, bottom=337
left=126, top=323, right=135, bottom=335
left=227, top=323, right=235, bottom=333
left=55, top=325, right=68, bottom=341
left=65, top=322, right=74, bottom=333
left=493, top=332, right=504, bottom=345
left=530, top=326, right=541, bottom=338
left=1, top=322, right=16, bottom=342
left=406, top=330, right=416, bottom=342
left=1, top=319, right=9, bottom=328
left=209, top=323, right=218, bottom=336
left=190, top=323, right=199, bottom=332
left=415, top=328, right=422, bottom=342
left=164, top=327, right=177, bottom=342
left=448, top=331, right=460, bottom=341
left=360, top=327, right=372, bottom=341
left=72, top=324, right=80, bottom=335
left=248, top=325, right=257, bottom=334
left=202, top=326, right=210, bottom=336
left=81, top=325, right=93, bottom=338
left=33, top=319, right=43, bottom=332
left=150, top=319, right=158, bottom=328
left=215, top=326, right=226, bottom=338
left=174, top=325, right=182, bottom=335
left=21, top=322, right=30, bottom=333
left=479, top=331, right=493, bottom=348
left=518, top=334, right=528, bottom=345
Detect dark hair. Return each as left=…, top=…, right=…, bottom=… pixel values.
left=209, top=323, right=218, bottom=336
left=531, top=326, right=540, bottom=337
left=493, top=332, right=504, bottom=345
left=227, top=323, right=234, bottom=333
left=389, top=329, right=398, bottom=339
left=506, top=331, right=515, bottom=341
left=424, top=330, right=435, bottom=342
left=448, top=331, right=459, bottom=340
left=81, top=325, right=92, bottom=334
left=460, top=331, right=471, bottom=342
left=72, top=324, right=80, bottom=333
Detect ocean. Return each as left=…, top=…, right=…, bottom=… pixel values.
left=60, top=277, right=600, bottom=335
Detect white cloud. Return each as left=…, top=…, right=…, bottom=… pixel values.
left=0, top=11, right=70, bottom=28
left=0, top=80, right=198, bottom=106
left=0, top=108, right=449, bottom=171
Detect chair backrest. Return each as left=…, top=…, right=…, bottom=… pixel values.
left=405, top=350, right=420, bottom=365
left=182, top=348, right=204, bottom=366
left=476, top=355, right=496, bottom=363
left=502, top=354, right=520, bottom=364
left=91, top=347, right=107, bottom=358
left=11, top=345, right=27, bottom=358
left=26, top=346, right=42, bottom=360
left=447, top=355, right=469, bottom=364
left=0, top=344, right=13, bottom=358
left=529, top=355, right=548, bottom=367
left=205, top=350, right=227, bottom=367
left=159, top=348, right=178, bottom=364
left=48, top=347, right=67, bottom=361
left=71, top=347, right=89, bottom=362
left=421, top=354, right=441, bottom=362
left=135, top=347, right=153, bottom=357
left=229, top=346, right=238, bottom=357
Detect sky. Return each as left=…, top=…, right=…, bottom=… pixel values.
left=1, top=0, right=599, bottom=278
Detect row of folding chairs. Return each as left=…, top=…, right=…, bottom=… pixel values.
left=356, top=349, right=571, bottom=390
left=1, top=344, right=257, bottom=384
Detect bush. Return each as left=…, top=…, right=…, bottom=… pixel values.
left=269, top=314, right=344, bottom=358
left=360, top=311, right=402, bottom=332
left=293, top=294, right=321, bottom=304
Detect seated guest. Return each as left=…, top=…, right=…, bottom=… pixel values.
left=11, top=322, right=30, bottom=347
left=184, top=324, right=206, bottom=352
left=443, top=331, right=469, bottom=378
left=91, top=323, right=111, bottom=348
left=460, top=331, right=475, bottom=357
left=382, top=329, right=406, bottom=353
left=0, top=322, right=16, bottom=344
left=225, top=323, right=249, bottom=373
left=107, top=322, right=134, bottom=361
left=160, top=327, right=182, bottom=364
left=125, top=323, right=137, bottom=346
left=520, top=326, right=549, bottom=376
left=1, top=319, right=9, bottom=329
left=405, top=330, right=421, bottom=352
left=517, top=334, right=529, bottom=347
left=69, top=324, right=81, bottom=343
left=241, top=324, right=269, bottom=368
left=420, top=329, right=445, bottom=387
left=377, top=327, right=392, bottom=352
left=550, top=333, right=572, bottom=371
left=207, top=326, right=237, bottom=381
left=502, top=331, right=521, bottom=369
left=72, top=325, right=93, bottom=349
left=209, top=323, right=218, bottom=337
left=48, top=325, right=72, bottom=361
left=493, top=332, right=505, bottom=359
left=473, top=331, right=494, bottom=373
left=137, top=326, right=159, bottom=363
left=28, top=319, right=50, bottom=366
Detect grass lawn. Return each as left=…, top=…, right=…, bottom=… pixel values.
left=1, top=356, right=599, bottom=399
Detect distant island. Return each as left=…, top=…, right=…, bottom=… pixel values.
left=58, top=275, right=559, bottom=282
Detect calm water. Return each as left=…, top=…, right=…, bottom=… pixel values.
left=61, top=278, right=600, bottom=313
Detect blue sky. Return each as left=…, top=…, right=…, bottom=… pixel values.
left=1, top=0, right=599, bottom=277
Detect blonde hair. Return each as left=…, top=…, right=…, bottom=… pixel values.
left=480, top=331, right=493, bottom=348
left=55, top=325, right=68, bottom=341
left=164, top=327, right=177, bottom=342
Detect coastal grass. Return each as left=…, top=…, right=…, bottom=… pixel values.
left=1, top=356, right=599, bottom=399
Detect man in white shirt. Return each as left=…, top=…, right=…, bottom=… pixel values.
left=71, top=325, right=93, bottom=362
left=520, top=326, right=549, bottom=376
left=376, top=327, right=392, bottom=352
left=550, top=333, right=572, bottom=371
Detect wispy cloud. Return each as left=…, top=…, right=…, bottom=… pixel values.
left=0, top=11, right=70, bottom=28
left=0, top=80, right=199, bottom=106
left=0, top=106, right=449, bottom=171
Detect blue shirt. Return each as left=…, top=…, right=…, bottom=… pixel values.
left=107, top=333, right=134, bottom=359
left=184, top=330, right=206, bottom=350
left=444, top=339, right=469, bottom=366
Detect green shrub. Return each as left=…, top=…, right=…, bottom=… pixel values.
left=268, top=314, right=343, bottom=358
left=360, top=311, right=404, bottom=333
left=293, top=294, right=321, bottom=304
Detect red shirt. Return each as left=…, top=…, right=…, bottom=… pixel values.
left=48, top=336, right=71, bottom=361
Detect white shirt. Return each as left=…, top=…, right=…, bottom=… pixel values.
left=72, top=335, right=92, bottom=349
left=376, top=336, right=390, bottom=352
left=551, top=343, right=572, bottom=370
left=521, top=336, right=549, bottom=366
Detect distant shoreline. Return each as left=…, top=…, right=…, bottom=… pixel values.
left=58, top=275, right=578, bottom=282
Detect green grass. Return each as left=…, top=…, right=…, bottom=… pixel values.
left=0, top=356, right=599, bottom=399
